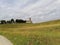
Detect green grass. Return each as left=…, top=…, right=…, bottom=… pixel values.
left=0, top=20, right=60, bottom=45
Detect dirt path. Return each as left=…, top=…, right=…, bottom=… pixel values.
left=0, top=35, right=13, bottom=45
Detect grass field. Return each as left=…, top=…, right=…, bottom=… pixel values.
left=0, top=20, right=60, bottom=45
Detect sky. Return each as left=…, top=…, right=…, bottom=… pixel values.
left=0, top=0, right=60, bottom=23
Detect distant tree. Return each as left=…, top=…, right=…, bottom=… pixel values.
left=16, top=19, right=26, bottom=23
left=7, top=20, right=11, bottom=24
left=1, top=20, right=6, bottom=24
left=11, top=19, right=14, bottom=23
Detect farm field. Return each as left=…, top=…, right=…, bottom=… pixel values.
left=0, top=20, right=60, bottom=45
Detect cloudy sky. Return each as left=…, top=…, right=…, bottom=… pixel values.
left=0, top=0, right=60, bottom=23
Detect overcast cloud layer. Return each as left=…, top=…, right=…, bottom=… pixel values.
left=0, top=0, right=60, bottom=23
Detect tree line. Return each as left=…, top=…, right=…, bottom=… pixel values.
left=0, top=19, right=27, bottom=24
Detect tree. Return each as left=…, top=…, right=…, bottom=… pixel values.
left=0, top=20, right=6, bottom=24
left=11, top=19, right=14, bottom=23
left=16, top=19, right=26, bottom=23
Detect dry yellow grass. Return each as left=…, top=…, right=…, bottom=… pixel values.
left=0, top=20, right=60, bottom=45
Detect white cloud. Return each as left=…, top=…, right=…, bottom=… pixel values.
left=0, top=0, right=60, bottom=23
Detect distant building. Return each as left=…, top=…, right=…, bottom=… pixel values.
left=26, top=18, right=32, bottom=23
